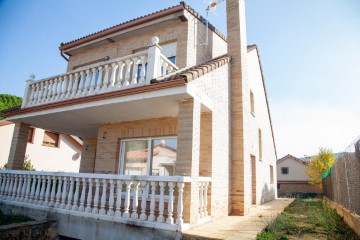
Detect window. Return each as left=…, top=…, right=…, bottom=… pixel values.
left=43, top=131, right=60, bottom=147
left=28, top=127, right=35, bottom=143
left=281, top=167, right=289, bottom=174
left=250, top=90, right=255, bottom=115
left=270, top=165, right=274, bottom=184
left=120, top=137, right=177, bottom=176
left=258, top=129, right=262, bottom=160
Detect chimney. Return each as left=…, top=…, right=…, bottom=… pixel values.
left=226, top=0, right=251, bottom=215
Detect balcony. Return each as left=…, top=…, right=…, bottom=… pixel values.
left=21, top=36, right=178, bottom=109
left=0, top=170, right=211, bottom=231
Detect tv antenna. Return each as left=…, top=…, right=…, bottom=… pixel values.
left=199, top=0, right=225, bottom=46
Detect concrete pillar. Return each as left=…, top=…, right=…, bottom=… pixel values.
left=79, top=138, right=97, bottom=173
left=7, top=122, right=30, bottom=170
left=226, top=0, right=252, bottom=215
left=176, top=98, right=201, bottom=224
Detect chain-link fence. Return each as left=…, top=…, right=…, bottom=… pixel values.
left=322, top=136, right=360, bottom=215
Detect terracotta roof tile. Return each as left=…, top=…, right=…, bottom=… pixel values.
left=152, top=54, right=231, bottom=83
left=60, top=1, right=226, bottom=51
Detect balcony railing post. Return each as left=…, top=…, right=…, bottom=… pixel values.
left=146, top=36, right=162, bottom=84
left=21, top=75, right=35, bottom=108
left=166, top=182, right=174, bottom=224
left=107, top=179, right=115, bottom=216
left=114, top=179, right=122, bottom=217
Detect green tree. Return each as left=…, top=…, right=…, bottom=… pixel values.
left=0, top=155, right=36, bottom=171
left=306, top=148, right=335, bottom=190
left=0, top=94, right=22, bottom=120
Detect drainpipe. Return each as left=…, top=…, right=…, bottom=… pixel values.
left=60, top=50, right=69, bottom=62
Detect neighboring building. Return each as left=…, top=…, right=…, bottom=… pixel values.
left=0, top=120, right=82, bottom=172
left=0, top=1, right=277, bottom=238
left=277, top=154, right=321, bottom=197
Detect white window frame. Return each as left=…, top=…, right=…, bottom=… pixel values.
left=118, top=136, right=177, bottom=176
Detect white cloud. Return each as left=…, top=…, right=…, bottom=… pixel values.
left=272, top=100, right=360, bottom=158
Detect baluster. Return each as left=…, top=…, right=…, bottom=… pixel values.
left=85, top=178, right=93, bottom=213
left=204, top=182, right=209, bottom=217
left=65, top=74, right=73, bottom=99
left=131, top=58, right=140, bottom=85
left=7, top=174, right=14, bottom=200
left=110, top=63, right=118, bottom=89
left=101, top=65, right=110, bottom=91
left=166, top=182, right=175, bottom=224
left=99, top=179, right=107, bottom=215
left=0, top=174, right=4, bottom=196
left=49, top=176, right=57, bottom=207
left=199, top=182, right=204, bottom=218
left=131, top=181, right=140, bottom=219
left=3, top=174, right=9, bottom=199
left=34, top=175, right=41, bottom=204
left=60, top=176, right=68, bottom=209
left=28, top=175, right=37, bottom=203
left=76, top=71, right=85, bottom=97
left=42, top=81, right=49, bottom=103
left=44, top=176, right=51, bottom=206
left=138, top=56, right=146, bottom=84
left=72, top=72, right=80, bottom=98
left=107, top=179, right=115, bottom=216
left=157, top=181, right=165, bottom=223
left=36, top=82, right=44, bottom=104
left=116, top=62, right=125, bottom=88
left=95, top=66, right=103, bottom=92
left=28, top=84, right=36, bottom=106
left=88, top=68, right=97, bottom=95
left=148, top=181, right=156, bottom=222
left=114, top=180, right=122, bottom=217
left=123, top=180, right=132, bottom=218
left=81, top=69, right=91, bottom=96
left=60, top=75, right=68, bottom=99
left=123, top=60, right=133, bottom=87
left=56, top=76, right=63, bottom=100
left=50, top=78, right=58, bottom=102
left=168, top=65, right=174, bottom=74
left=11, top=174, right=18, bottom=200
left=39, top=175, right=46, bottom=205
left=46, top=79, right=53, bottom=102
left=20, top=175, right=27, bottom=201
left=24, top=175, right=32, bottom=203
left=139, top=181, right=148, bottom=221
left=16, top=175, right=23, bottom=201
left=55, top=176, right=63, bottom=208
left=66, top=177, right=74, bottom=210
left=176, top=182, right=185, bottom=225
left=72, top=177, right=80, bottom=211
left=78, top=177, right=87, bottom=212
left=92, top=179, right=100, bottom=214
left=33, top=83, right=40, bottom=105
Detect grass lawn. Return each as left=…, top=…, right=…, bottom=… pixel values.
left=0, top=210, right=33, bottom=226
left=257, top=198, right=359, bottom=240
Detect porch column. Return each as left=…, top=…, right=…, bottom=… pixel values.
left=176, top=98, right=201, bottom=225
left=79, top=138, right=97, bottom=173
left=7, top=122, right=30, bottom=170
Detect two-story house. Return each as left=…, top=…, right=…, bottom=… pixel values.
left=277, top=154, right=321, bottom=197
left=0, top=120, right=82, bottom=172
left=0, top=1, right=277, bottom=239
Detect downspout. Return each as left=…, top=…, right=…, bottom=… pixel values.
left=60, top=50, right=69, bottom=62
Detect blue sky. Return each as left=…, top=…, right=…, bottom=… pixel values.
left=1, top=0, right=359, bottom=157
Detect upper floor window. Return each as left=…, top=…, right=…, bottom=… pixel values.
left=28, top=127, right=35, bottom=143
left=119, top=137, right=177, bottom=176
left=281, top=167, right=289, bottom=174
left=43, top=131, right=60, bottom=148
left=250, top=90, right=255, bottom=116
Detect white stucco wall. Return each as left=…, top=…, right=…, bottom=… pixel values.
left=277, top=157, right=309, bottom=181
left=0, top=123, right=82, bottom=172
left=247, top=48, right=278, bottom=204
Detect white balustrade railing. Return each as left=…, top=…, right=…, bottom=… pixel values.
left=0, top=170, right=211, bottom=231
left=22, top=36, right=179, bottom=108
